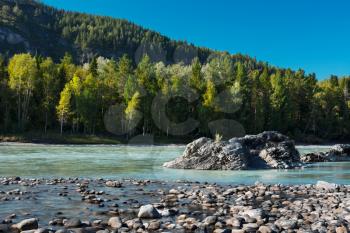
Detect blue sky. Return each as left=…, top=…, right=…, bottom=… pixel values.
left=42, top=0, right=350, bottom=79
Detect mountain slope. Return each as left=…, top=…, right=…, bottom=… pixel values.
left=0, top=0, right=215, bottom=64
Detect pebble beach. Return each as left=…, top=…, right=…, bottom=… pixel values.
left=1, top=177, right=350, bottom=233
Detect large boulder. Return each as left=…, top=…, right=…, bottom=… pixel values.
left=163, top=131, right=301, bottom=170
left=163, top=137, right=248, bottom=170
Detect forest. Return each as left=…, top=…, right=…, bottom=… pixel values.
left=0, top=52, right=349, bottom=142
left=0, top=0, right=211, bottom=64
left=0, top=0, right=349, bottom=142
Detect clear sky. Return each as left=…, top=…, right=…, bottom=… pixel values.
left=42, top=0, right=350, bottom=79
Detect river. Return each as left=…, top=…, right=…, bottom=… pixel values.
left=0, top=143, right=349, bottom=184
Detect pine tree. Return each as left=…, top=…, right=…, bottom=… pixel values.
left=190, top=58, right=203, bottom=91
left=235, top=62, right=252, bottom=131
left=116, top=55, right=133, bottom=95
left=270, top=71, right=288, bottom=131
left=39, top=57, right=59, bottom=133
left=135, top=55, right=157, bottom=135
left=0, top=55, right=10, bottom=132
left=89, top=56, right=98, bottom=78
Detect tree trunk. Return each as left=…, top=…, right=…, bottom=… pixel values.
left=17, top=93, right=21, bottom=131
left=60, top=114, right=63, bottom=135
left=44, top=112, right=48, bottom=134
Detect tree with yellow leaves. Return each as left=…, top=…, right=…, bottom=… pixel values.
left=8, top=53, right=37, bottom=131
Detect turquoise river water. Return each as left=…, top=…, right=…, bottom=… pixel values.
left=0, top=143, right=349, bottom=185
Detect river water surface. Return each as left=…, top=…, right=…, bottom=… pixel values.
left=0, top=143, right=349, bottom=184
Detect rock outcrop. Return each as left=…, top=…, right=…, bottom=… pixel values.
left=301, top=144, right=350, bottom=163
left=163, top=131, right=301, bottom=170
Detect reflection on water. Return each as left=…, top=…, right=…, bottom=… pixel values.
left=0, top=143, right=349, bottom=184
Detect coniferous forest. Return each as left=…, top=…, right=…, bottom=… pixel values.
left=0, top=0, right=350, bottom=142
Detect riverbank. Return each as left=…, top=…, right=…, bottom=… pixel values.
left=0, top=132, right=122, bottom=145
left=0, top=132, right=194, bottom=145
left=1, top=177, right=349, bottom=233
left=1, top=131, right=349, bottom=146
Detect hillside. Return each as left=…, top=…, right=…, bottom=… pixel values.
left=0, top=0, right=349, bottom=142
left=0, top=0, right=217, bottom=64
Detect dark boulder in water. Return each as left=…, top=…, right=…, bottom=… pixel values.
left=163, top=131, right=301, bottom=170
left=301, top=144, right=350, bottom=163
left=328, top=144, right=350, bottom=161
left=300, top=152, right=329, bottom=162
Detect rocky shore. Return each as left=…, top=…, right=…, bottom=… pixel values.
left=1, top=177, right=350, bottom=233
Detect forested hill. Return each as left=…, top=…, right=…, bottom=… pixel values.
left=0, top=0, right=217, bottom=64
left=1, top=0, right=350, bottom=142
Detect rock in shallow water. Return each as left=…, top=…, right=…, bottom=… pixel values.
left=12, top=218, right=38, bottom=231
left=64, top=218, right=81, bottom=228
left=301, top=144, right=350, bottom=163
left=105, top=181, right=122, bottom=188
left=300, top=152, right=329, bottom=162
left=163, top=131, right=301, bottom=170
left=138, top=204, right=161, bottom=219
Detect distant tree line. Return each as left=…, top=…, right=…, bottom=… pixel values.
left=0, top=52, right=349, bottom=141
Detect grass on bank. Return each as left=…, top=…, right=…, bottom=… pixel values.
left=0, top=131, right=194, bottom=145
left=0, top=131, right=122, bottom=144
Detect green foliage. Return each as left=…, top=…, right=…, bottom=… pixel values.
left=190, top=58, right=203, bottom=91
left=125, top=91, right=141, bottom=121
left=136, top=55, right=157, bottom=95
left=116, top=55, right=133, bottom=96
left=0, top=55, right=11, bottom=132
left=125, top=91, right=141, bottom=136
left=38, top=57, right=59, bottom=132
left=8, top=53, right=37, bottom=131
left=0, top=0, right=349, bottom=140
left=203, top=79, right=217, bottom=109
left=0, top=0, right=211, bottom=64
left=56, top=82, right=72, bottom=134
left=1, top=51, right=350, bottom=140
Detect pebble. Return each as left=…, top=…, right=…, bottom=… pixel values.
left=107, top=217, right=122, bottom=229
left=64, top=218, right=81, bottom=228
